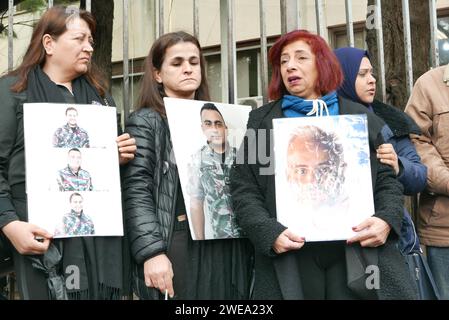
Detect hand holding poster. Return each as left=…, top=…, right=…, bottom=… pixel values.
left=23, top=103, right=123, bottom=238
left=273, top=114, right=374, bottom=241
left=164, top=97, right=251, bottom=240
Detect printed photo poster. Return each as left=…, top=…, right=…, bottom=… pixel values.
left=23, top=103, right=123, bottom=238
left=164, top=97, right=251, bottom=241
left=273, top=115, right=375, bottom=241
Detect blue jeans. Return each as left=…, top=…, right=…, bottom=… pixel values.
left=427, top=246, right=449, bottom=299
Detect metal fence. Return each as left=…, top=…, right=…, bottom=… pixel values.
left=4, top=0, right=440, bottom=117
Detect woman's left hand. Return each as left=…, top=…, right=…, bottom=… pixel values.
left=346, top=217, right=391, bottom=247
left=376, top=143, right=399, bottom=175
left=117, top=133, right=136, bottom=165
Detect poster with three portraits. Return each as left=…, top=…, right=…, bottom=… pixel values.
left=23, top=103, right=123, bottom=238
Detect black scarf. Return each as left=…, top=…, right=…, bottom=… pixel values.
left=372, top=100, right=421, bottom=137
left=27, top=66, right=125, bottom=299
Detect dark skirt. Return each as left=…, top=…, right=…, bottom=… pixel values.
left=186, top=233, right=254, bottom=300
left=135, top=220, right=254, bottom=300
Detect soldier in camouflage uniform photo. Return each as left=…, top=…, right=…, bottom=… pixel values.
left=187, top=103, right=242, bottom=240
left=54, top=192, right=95, bottom=237
left=53, top=106, right=90, bottom=148
left=57, top=148, right=93, bottom=191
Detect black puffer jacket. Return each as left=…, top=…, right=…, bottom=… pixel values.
left=122, top=107, right=178, bottom=265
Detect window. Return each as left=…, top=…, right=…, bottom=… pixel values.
left=437, top=11, right=449, bottom=66
left=328, top=21, right=367, bottom=49
left=205, top=45, right=272, bottom=103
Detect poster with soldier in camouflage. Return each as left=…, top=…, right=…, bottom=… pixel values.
left=164, top=97, right=251, bottom=240
left=23, top=103, right=123, bottom=238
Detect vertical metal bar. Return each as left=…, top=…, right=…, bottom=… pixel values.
left=123, top=0, right=130, bottom=121
left=375, top=0, right=386, bottom=102
left=48, top=0, right=53, bottom=8
left=259, top=0, right=268, bottom=105
left=429, top=0, right=439, bottom=68
left=158, top=0, right=165, bottom=37
left=280, top=0, right=287, bottom=35
left=280, top=0, right=300, bottom=34
left=315, top=0, right=326, bottom=37
left=8, top=0, right=14, bottom=72
left=193, top=0, right=200, bottom=39
left=86, top=0, right=91, bottom=12
left=220, top=0, right=237, bottom=104
left=402, top=0, right=413, bottom=97
left=345, top=0, right=355, bottom=47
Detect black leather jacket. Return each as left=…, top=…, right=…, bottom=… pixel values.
left=122, top=107, right=179, bottom=265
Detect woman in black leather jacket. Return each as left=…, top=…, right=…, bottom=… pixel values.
left=122, top=31, right=253, bottom=300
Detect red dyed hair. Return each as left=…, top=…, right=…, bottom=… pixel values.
left=268, top=29, right=343, bottom=100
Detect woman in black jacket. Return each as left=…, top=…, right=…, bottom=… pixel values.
left=0, top=6, right=136, bottom=299
left=122, top=31, right=252, bottom=300
left=230, top=30, right=417, bottom=299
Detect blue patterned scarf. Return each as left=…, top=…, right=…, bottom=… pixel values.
left=281, top=91, right=340, bottom=118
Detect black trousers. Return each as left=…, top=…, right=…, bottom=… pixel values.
left=296, top=241, right=359, bottom=300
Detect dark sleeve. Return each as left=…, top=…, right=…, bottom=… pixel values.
left=230, top=111, right=286, bottom=258
left=373, top=162, right=404, bottom=238
left=365, top=111, right=404, bottom=237
left=0, top=79, right=20, bottom=229
left=393, top=136, right=427, bottom=195
left=121, top=112, right=166, bottom=264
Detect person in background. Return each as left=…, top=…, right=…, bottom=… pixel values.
left=334, top=47, right=427, bottom=256
left=405, top=65, right=449, bottom=299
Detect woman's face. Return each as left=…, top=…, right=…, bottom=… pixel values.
left=154, top=42, right=202, bottom=100
left=355, top=57, right=376, bottom=104
left=44, top=17, right=94, bottom=79
left=280, top=40, right=319, bottom=99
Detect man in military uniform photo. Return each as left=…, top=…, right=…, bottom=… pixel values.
left=54, top=193, right=95, bottom=237
left=57, top=148, right=93, bottom=191
left=53, top=106, right=90, bottom=148
left=187, top=103, right=242, bottom=240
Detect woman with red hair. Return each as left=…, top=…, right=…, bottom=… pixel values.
left=230, top=30, right=417, bottom=299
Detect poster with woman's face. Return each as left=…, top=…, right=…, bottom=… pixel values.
left=164, top=97, right=251, bottom=241
left=273, top=115, right=374, bottom=241
left=23, top=103, right=123, bottom=238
